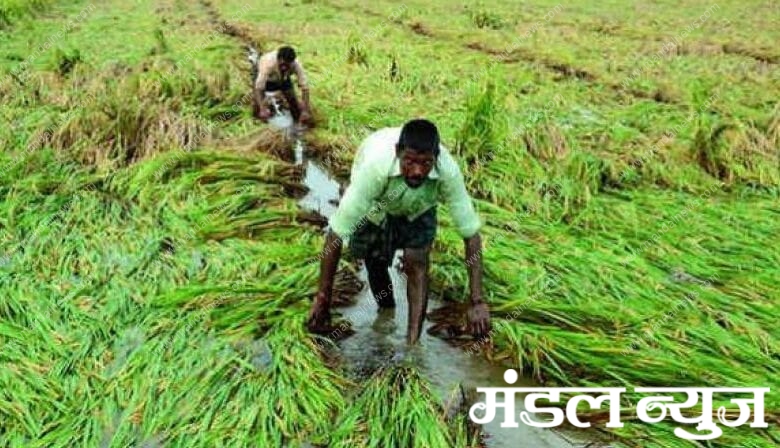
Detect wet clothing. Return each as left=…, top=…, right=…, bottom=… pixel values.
left=253, top=49, right=309, bottom=92
left=329, top=127, right=481, bottom=253
left=348, top=207, right=437, bottom=261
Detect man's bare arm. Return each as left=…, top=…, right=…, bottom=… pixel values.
left=293, top=61, right=311, bottom=111
left=317, top=230, right=343, bottom=300
left=307, top=230, right=343, bottom=331
left=465, top=233, right=483, bottom=304
left=252, top=61, right=270, bottom=118
left=301, top=87, right=311, bottom=111
left=465, top=232, right=490, bottom=337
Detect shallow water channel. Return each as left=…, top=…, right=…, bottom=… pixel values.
left=272, top=116, right=607, bottom=447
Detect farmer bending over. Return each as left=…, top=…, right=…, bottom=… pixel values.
left=306, top=119, right=491, bottom=345
left=252, top=45, right=312, bottom=126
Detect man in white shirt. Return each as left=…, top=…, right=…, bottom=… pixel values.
left=307, top=119, right=491, bottom=345
left=252, top=46, right=312, bottom=126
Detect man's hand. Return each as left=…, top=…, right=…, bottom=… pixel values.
left=306, top=291, right=332, bottom=333
left=463, top=233, right=489, bottom=339
left=299, top=108, right=312, bottom=126
left=258, top=106, right=272, bottom=122
left=308, top=230, right=343, bottom=334
left=252, top=88, right=270, bottom=122
left=468, top=301, right=491, bottom=338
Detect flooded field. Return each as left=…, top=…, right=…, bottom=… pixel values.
left=0, top=0, right=777, bottom=447
left=285, top=124, right=606, bottom=446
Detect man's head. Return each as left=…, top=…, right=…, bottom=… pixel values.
left=395, top=119, right=440, bottom=188
left=277, top=46, right=296, bottom=75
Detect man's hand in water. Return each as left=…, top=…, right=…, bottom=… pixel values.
left=257, top=106, right=272, bottom=122
left=299, top=109, right=312, bottom=126
left=464, top=233, right=490, bottom=339
left=300, top=88, right=312, bottom=126
left=468, top=301, right=491, bottom=339
left=306, top=291, right=332, bottom=333
left=251, top=88, right=270, bottom=122
left=308, top=231, right=342, bottom=334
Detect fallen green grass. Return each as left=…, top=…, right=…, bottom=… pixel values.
left=1, top=0, right=778, bottom=446
left=325, top=365, right=478, bottom=447
left=0, top=0, right=62, bottom=29
left=1, top=144, right=481, bottom=446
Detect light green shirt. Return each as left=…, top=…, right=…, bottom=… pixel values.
left=328, top=127, right=482, bottom=241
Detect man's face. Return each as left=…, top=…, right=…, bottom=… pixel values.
left=398, top=147, right=435, bottom=188
left=278, top=61, right=291, bottom=75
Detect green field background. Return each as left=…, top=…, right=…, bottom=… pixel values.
left=1, top=0, right=778, bottom=447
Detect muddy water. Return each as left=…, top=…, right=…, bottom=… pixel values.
left=295, top=143, right=340, bottom=219
left=277, top=121, right=605, bottom=447
left=335, top=267, right=599, bottom=448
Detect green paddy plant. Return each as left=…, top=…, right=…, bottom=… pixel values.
left=327, top=365, right=477, bottom=448
left=551, top=149, right=613, bottom=220
left=0, top=140, right=345, bottom=446
left=151, top=28, right=169, bottom=55
left=467, top=6, right=505, bottom=30
left=346, top=34, right=368, bottom=67
left=32, top=73, right=224, bottom=168
left=3, top=0, right=780, bottom=446
left=692, top=114, right=780, bottom=190
left=54, top=47, right=81, bottom=77
left=519, top=120, right=571, bottom=164
left=107, top=148, right=305, bottom=243
left=0, top=0, right=57, bottom=28
left=389, top=53, right=400, bottom=82
left=47, top=98, right=209, bottom=167
left=0, top=7, right=9, bottom=29
left=455, top=78, right=509, bottom=171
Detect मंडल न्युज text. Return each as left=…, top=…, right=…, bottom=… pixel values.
left=468, top=369, right=769, bottom=441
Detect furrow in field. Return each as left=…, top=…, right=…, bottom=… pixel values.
left=720, top=43, right=779, bottom=65
left=417, top=22, right=680, bottom=105
left=546, top=10, right=779, bottom=70
left=196, top=0, right=264, bottom=49
left=322, top=0, right=682, bottom=107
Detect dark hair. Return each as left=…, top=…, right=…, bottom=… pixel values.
left=278, top=46, right=297, bottom=62
left=397, top=119, right=440, bottom=156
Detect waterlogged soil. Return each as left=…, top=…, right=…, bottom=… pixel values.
left=277, top=119, right=609, bottom=447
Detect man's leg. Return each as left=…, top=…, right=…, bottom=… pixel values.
left=392, top=208, right=437, bottom=345
left=404, top=245, right=430, bottom=345
left=350, top=219, right=396, bottom=308
left=366, top=255, right=394, bottom=308
left=281, top=87, right=301, bottom=123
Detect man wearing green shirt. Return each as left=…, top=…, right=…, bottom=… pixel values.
left=306, top=119, right=491, bottom=345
